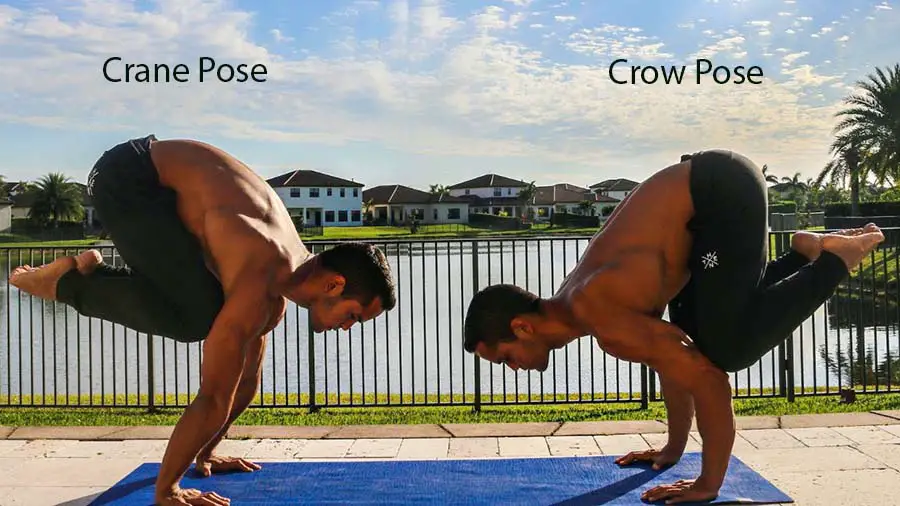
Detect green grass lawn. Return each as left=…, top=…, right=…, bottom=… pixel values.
left=1, top=390, right=898, bottom=427
left=311, top=223, right=601, bottom=241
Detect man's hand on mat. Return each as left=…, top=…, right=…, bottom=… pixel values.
left=640, top=478, right=718, bottom=504
left=195, top=454, right=261, bottom=476
left=614, top=446, right=682, bottom=470
left=157, top=486, right=231, bottom=506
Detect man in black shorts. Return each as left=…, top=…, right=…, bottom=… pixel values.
left=11, top=135, right=396, bottom=505
left=461, top=149, right=883, bottom=504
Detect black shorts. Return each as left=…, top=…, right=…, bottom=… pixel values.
left=57, top=135, right=224, bottom=342
left=667, top=150, right=770, bottom=369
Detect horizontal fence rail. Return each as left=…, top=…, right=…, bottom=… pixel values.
left=0, top=228, right=898, bottom=410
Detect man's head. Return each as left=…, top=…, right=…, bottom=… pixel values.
left=463, top=284, right=555, bottom=372
left=301, top=242, right=396, bottom=333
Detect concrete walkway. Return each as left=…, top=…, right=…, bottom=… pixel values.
left=1, top=410, right=898, bottom=505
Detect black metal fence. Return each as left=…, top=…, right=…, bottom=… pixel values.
left=0, top=228, right=897, bottom=410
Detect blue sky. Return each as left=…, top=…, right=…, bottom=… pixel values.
left=0, top=0, right=897, bottom=190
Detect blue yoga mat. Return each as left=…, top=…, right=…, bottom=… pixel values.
left=90, top=453, right=792, bottom=505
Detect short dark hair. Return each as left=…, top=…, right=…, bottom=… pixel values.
left=464, top=284, right=539, bottom=353
left=317, top=242, right=396, bottom=310
left=680, top=153, right=692, bottom=162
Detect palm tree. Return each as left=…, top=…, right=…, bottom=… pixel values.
left=27, top=172, right=84, bottom=227
left=830, top=63, right=900, bottom=189
left=517, top=181, right=537, bottom=220
left=780, top=172, right=809, bottom=201
left=761, top=164, right=779, bottom=184
left=817, top=146, right=865, bottom=216
left=429, top=184, right=450, bottom=197
left=577, top=200, right=594, bottom=215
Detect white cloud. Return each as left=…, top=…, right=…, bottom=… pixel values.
left=554, top=15, right=576, bottom=22
left=875, top=2, right=892, bottom=10
left=270, top=29, right=293, bottom=42
left=0, top=0, right=874, bottom=182
left=565, top=24, right=673, bottom=60
left=503, top=0, right=534, bottom=6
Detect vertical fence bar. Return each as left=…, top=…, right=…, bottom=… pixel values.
left=308, top=318, right=317, bottom=412
left=147, top=333, right=155, bottom=410
left=471, top=241, right=481, bottom=412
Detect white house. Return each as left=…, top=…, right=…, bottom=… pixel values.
left=527, top=183, right=619, bottom=220
left=588, top=178, right=640, bottom=202
left=0, top=198, right=12, bottom=233
left=447, top=173, right=530, bottom=217
left=363, top=185, right=470, bottom=225
left=267, top=169, right=364, bottom=227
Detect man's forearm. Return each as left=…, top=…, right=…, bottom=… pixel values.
left=659, top=373, right=694, bottom=451
left=692, top=377, right=736, bottom=490
left=155, top=394, right=230, bottom=498
left=198, top=381, right=259, bottom=460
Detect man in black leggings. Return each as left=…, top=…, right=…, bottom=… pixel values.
left=10, top=135, right=396, bottom=506
left=462, top=149, right=883, bottom=504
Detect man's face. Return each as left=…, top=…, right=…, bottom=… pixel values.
left=309, top=288, right=384, bottom=333
left=475, top=338, right=551, bottom=372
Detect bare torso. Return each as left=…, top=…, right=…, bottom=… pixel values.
left=557, top=161, right=695, bottom=337
left=149, top=139, right=304, bottom=331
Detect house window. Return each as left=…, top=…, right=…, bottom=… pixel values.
left=433, top=209, right=438, bottom=220
left=325, top=211, right=335, bottom=222
left=327, top=188, right=333, bottom=196
left=338, top=210, right=348, bottom=222
left=310, top=188, right=320, bottom=198
left=340, top=188, right=346, bottom=197
left=353, top=188, right=358, bottom=197
left=290, top=188, right=301, bottom=198
left=409, top=208, right=424, bottom=220
left=465, top=189, right=470, bottom=195
left=493, top=188, right=501, bottom=196
left=351, top=210, right=361, bottom=222
left=448, top=208, right=461, bottom=219
left=507, top=188, right=512, bottom=195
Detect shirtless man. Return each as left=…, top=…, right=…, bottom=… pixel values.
left=9, top=135, right=396, bottom=506
left=462, top=149, right=884, bottom=504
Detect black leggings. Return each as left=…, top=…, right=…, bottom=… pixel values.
left=668, top=150, right=849, bottom=372
left=55, top=135, right=224, bottom=342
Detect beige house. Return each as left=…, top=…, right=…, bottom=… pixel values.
left=363, top=185, right=470, bottom=224
left=527, top=183, right=619, bottom=220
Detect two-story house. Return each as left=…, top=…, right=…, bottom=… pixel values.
left=362, top=184, right=470, bottom=225
left=527, top=183, right=619, bottom=220
left=267, top=169, right=364, bottom=227
left=447, top=173, right=529, bottom=217
left=588, top=178, right=640, bottom=202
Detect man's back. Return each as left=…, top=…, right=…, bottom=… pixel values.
left=149, top=139, right=306, bottom=293
left=559, top=161, right=695, bottom=320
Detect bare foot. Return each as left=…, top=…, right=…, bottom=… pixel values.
left=791, top=224, right=882, bottom=261
left=75, top=249, right=104, bottom=274
left=9, top=255, right=78, bottom=300
left=790, top=231, right=823, bottom=261
left=821, top=223, right=885, bottom=271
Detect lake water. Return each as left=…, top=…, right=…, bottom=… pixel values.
left=1, top=238, right=897, bottom=405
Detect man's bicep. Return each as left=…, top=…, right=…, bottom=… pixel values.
left=601, top=314, right=718, bottom=391
left=198, top=288, right=271, bottom=400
